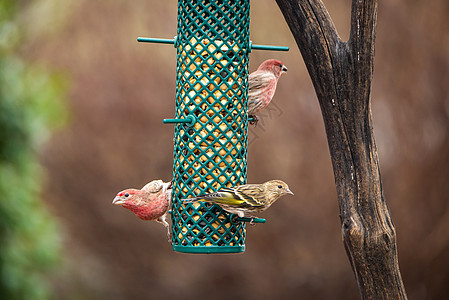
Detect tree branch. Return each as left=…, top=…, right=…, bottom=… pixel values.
left=275, top=0, right=407, bottom=298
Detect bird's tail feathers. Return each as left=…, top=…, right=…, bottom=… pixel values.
left=180, top=197, right=201, bottom=204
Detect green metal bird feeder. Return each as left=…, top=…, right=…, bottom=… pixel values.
left=139, top=0, right=288, bottom=254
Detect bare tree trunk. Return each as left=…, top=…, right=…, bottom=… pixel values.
left=274, top=0, right=407, bottom=298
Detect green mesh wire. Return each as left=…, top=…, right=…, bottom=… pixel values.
left=171, top=0, right=250, bottom=253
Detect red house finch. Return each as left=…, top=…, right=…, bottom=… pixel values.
left=248, top=59, right=288, bottom=125
left=182, top=180, right=293, bottom=220
left=113, top=180, right=172, bottom=240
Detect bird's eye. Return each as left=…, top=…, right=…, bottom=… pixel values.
left=278, top=185, right=282, bottom=189
left=124, top=193, right=129, bottom=197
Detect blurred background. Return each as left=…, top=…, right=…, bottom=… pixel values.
left=1, top=0, right=448, bottom=299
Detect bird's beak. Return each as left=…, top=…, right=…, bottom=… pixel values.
left=286, top=188, right=294, bottom=195
left=282, top=65, right=288, bottom=73
left=112, top=196, right=125, bottom=205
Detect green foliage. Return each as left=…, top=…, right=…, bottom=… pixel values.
left=0, top=1, right=67, bottom=299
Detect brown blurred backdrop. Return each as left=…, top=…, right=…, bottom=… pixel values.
left=20, top=0, right=449, bottom=299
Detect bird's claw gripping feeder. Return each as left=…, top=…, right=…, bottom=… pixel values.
left=139, top=0, right=288, bottom=254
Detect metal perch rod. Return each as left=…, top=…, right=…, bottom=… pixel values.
left=137, top=37, right=289, bottom=51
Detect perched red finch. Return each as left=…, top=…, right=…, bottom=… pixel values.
left=182, top=180, right=293, bottom=221
left=113, top=180, right=172, bottom=240
left=248, top=59, right=287, bottom=125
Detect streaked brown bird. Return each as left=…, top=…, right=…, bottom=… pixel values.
left=182, top=180, right=293, bottom=219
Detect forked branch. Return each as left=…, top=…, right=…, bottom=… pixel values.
left=274, top=0, right=407, bottom=298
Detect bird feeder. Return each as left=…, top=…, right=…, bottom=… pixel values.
left=138, top=0, right=288, bottom=254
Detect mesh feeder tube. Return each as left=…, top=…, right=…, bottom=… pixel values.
left=170, top=0, right=250, bottom=253
left=137, top=0, right=288, bottom=253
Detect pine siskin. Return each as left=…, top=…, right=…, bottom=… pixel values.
left=182, top=180, right=293, bottom=219
left=248, top=59, right=287, bottom=125
left=113, top=179, right=172, bottom=240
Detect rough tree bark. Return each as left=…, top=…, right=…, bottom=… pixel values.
left=274, top=0, right=407, bottom=299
